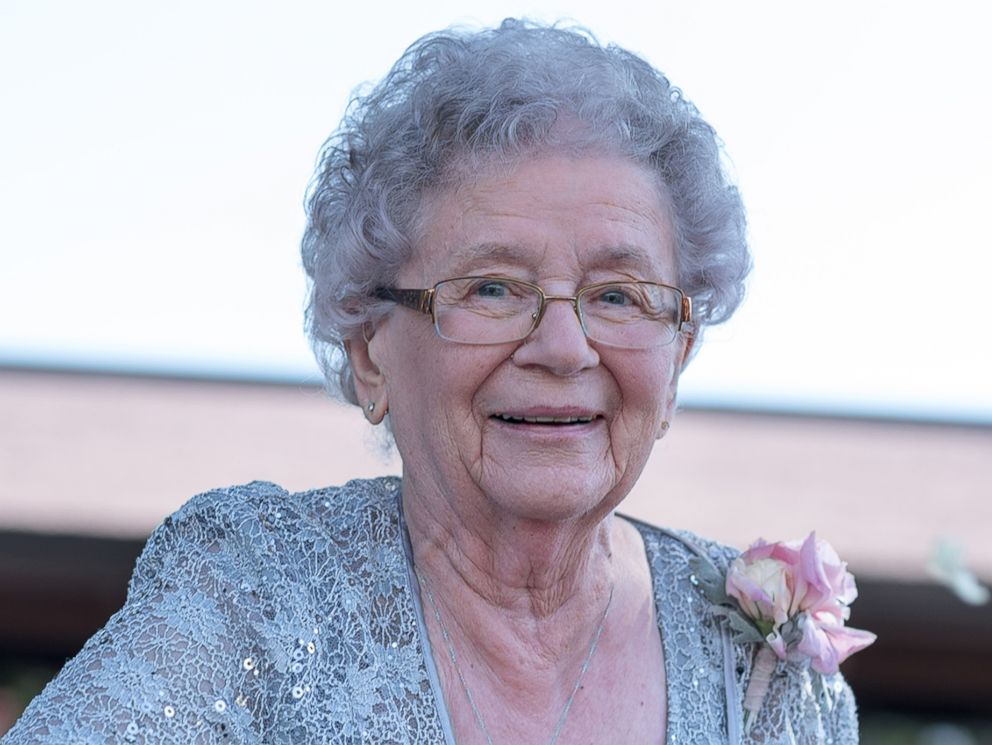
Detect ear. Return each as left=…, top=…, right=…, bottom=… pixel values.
left=346, top=329, right=389, bottom=425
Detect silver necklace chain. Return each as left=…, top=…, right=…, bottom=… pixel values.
left=416, top=569, right=615, bottom=745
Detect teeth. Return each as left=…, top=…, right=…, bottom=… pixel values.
left=496, top=414, right=595, bottom=424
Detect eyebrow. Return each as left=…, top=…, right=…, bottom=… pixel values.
left=588, top=245, right=659, bottom=271
left=449, top=242, right=532, bottom=268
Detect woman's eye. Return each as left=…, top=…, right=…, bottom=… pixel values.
left=475, top=281, right=509, bottom=298
left=599, top=289, right=630, bottom=305
left=593, top=286, right=640, bottom=307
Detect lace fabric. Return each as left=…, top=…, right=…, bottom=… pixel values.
left=3, top=478, right=860, bottom=744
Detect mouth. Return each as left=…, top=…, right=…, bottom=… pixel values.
left=492, top=413, right=600, bottom=426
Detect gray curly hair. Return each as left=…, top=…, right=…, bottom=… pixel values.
left=302, top=18, right=750, bottom=405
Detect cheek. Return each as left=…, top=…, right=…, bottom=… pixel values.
left=625, top=353, right=677, bottom=404
left=614, top=355, right=680, bottom=431
left=431, top=349, right=509, bottom=417
left=377, top=319, right=439, bottom=415
left=384, top=323, right=506, bottom=433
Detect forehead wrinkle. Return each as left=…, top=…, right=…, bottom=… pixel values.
left=447, top=241, right=671, bottom=284
left=450, top=242, right=534, bottom=265
left=417, top=160, right=677, bottom=280
left=443, top=241, right=559, bottom=277
left=580, top=244, right=674, bottom=279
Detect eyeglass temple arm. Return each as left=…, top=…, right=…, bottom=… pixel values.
left=374, top=287, right=434, bottom=315
left=679, top=295, right=695, bottom=335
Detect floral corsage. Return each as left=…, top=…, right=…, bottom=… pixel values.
left=690, top=532, right=876, bottom=730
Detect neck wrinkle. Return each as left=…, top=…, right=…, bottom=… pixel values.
left=401, top=479, right=618, bottom=672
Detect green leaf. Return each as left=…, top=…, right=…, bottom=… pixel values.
left=711, top=606, right=765, bottom=644
left=726, top=613, right=766, bottom=644
left=688, top=555, right=729, bottom=605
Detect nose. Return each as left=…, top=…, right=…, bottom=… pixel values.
left=511, top=296, right=600, bottom=375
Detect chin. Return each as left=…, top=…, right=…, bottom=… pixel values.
left=481, top=467, right=620, bottom=525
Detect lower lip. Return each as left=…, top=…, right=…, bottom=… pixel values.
left=490, top=417, right=603, bottom=437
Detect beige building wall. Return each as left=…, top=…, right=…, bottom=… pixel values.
left=2, top=367, right=990, bottom=582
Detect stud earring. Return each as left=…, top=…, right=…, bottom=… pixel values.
left=367, top=402, right=375, bottom=413
left=660, top=421, right=670, bottom=432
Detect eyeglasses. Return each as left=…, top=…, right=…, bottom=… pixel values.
left=375, top=276, right=694, bottom=349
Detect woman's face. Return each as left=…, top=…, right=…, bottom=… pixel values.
left=353, top=153, right=691, bottom=523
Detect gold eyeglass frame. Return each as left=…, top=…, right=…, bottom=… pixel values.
left=374, top=276, right=695, bottom=347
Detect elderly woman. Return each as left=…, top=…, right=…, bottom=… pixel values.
left=4, top=19, right=862, bottom=745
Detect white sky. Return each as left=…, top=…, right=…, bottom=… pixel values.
left=2, top=0, right=990, bottom=422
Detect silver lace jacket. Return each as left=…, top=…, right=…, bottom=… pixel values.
left=3, top=478, right=860, bottom=744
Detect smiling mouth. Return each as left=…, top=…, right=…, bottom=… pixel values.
left=493, top=414, right=599, bottom=425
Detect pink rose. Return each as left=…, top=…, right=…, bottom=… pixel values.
left=725, top=554, right=794, bottom=632
left=797, top=611, right=878, bottom=675
left=794, top=532, right=859, bottom=623
left=726, top=532, right=876, bottom=673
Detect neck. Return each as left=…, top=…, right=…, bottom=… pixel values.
left=399, top=471, right=664, bottom=745
left=405, top=478, right=616, bottom=605
left=402, top=470, right=619, bottom=669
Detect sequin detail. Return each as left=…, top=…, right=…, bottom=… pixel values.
left=2, top=478, right=860, bottom=743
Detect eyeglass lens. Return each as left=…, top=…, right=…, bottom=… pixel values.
left=432, top=277, right=681, bottom=348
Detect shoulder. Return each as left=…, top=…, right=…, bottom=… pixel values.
left=2, top=477, right=409, bottom=744
left=621, top=513, right=740, bottom=574
left=131, top=476, right=402, bottom=594
left=624, top=515, right=863, bottom=744
left=146, top=475, right=401, bottom=538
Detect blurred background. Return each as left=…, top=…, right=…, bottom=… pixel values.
left=1, top=0, right=990, bottom=740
